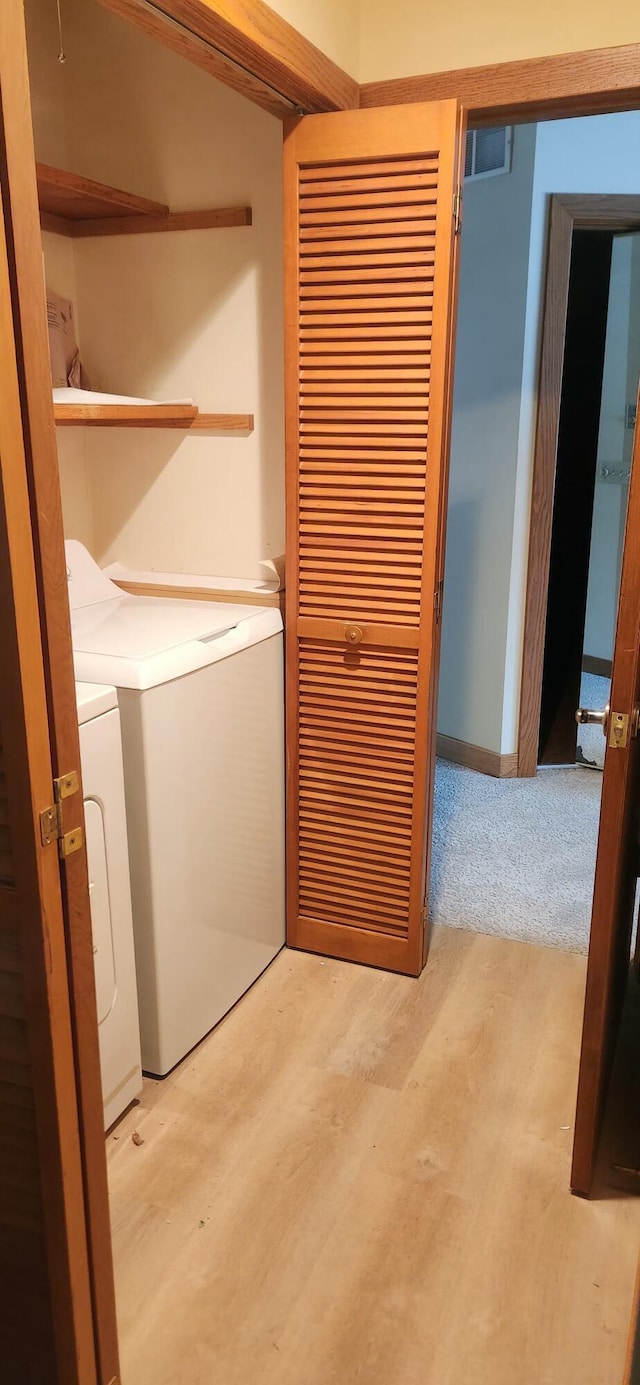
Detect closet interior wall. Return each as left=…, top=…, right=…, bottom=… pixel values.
left=25, top=0, right=285, bottom=581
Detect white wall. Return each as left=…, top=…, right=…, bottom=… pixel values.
left=357, top=0, right=640, bottom=79
left=438, top=124, right=536, bottom=751
left=267, top=0, right=640, bottom=81
left=25, top=0, right=97, bottom=552
left=266, top=0, right=360, bottom=75
left=502, top=111, right=640, bottom=752
left=26, top=0, right=284, bottom=580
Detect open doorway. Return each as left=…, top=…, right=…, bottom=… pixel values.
left=431, top=112, right=640, bottom=955
left=538, top=227, right=640, bottom=770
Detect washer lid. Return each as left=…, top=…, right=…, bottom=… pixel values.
left=70, top=594, right=259, bottom=660
left=75, top=682, right=118, bottom=724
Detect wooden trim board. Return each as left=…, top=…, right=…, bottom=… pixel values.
left=583, top=654, right=613, bottom=679
left=360, top=42, right=640, bottom=128
left=97, top=0, right=359, bottom=117
left=2, top=5, right=120, bottom=1375
left=518, top=195, right=640, bottom=778
left=92, top=8, right=640, bottom=134
left=436, top=733, right=518, bottom=779
left=53, top=404, right=254, bottom=430
left=112, top=578, right=282, bottom=610
left=59, top=206, right=252, bottom=238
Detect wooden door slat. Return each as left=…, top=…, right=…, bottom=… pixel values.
left=300, top=236, right=435, bottom=256
left=300, top=280, right=434, bottom=299
left=298, top=157, right=439, bottom=182
left=300, top=185, right=439, bottom=209
left=300, top=202, right=437, bottom=226
left=301, top=297, right=434, bottom=315
left=299, top=173, right=439, bottom=198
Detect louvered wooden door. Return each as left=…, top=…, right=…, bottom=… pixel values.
left=284, top=103, right=464, bottom=974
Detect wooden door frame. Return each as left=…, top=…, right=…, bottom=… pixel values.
left=2, top=12, right=640, bottom=1372
left=360, top=43, right=640, bottom=128
left=517, top=194, right=640, bottom=778
left=93, top=2, right=640, bottom=134
left=1, top=1, right=120, bottom=1379
left=0, top=172, right=97, bottom=1385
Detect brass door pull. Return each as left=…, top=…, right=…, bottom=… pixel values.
left=344, top=624, right=363, bottom=646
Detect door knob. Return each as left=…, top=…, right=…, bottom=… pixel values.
left=575, top=704, right=609, bottom=736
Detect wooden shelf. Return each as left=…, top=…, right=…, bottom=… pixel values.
left=53, top=403, right=254, bottom=431
left=37, top=164, right=252, bottom=238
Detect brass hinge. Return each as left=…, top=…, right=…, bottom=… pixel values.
left=434, top=579, right=444, bottom=624
left=453, top=187, right=462, bottom=236
left=421, top=901, right=429, bottom=929
left=39, top=770, right=84, bottom=859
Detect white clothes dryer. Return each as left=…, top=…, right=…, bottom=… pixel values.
left=76, top=682, right=142, bottom=1128
left=67, top=542, right=286, bottom=1077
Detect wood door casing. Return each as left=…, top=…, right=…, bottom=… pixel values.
left=1, top=5, right=120, bottom=1376
left=571, top=390, right=640, bottom=1196
left=0, top=157, right=97, bottom=1382
left=0, top=1, right=119, bottom=1377
left=518, top=195, right=640, bottom=778
left=284, top=102, right=464, bottom=975
left=359, top=44, right=640, bottom=128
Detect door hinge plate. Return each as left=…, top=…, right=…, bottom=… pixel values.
left=39, top=805, right=59, bottom=848
left=434, top=579, right=444, bottom=624
left=39, top=770, right=83, bottom=857
left=453, top=187, right=462, bottom=236
left=59, top=826, right=84, bottom=859
left=55, top=769, right=79, bottom=801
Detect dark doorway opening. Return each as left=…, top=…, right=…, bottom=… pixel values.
left=539, top=230, right=622, bottom=765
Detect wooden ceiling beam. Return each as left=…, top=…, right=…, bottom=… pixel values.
left=359, top=42, right=640, bottom=128
left=97, top=0, right=359, bottom=118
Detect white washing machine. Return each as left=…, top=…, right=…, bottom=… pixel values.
left=76, top=681, right=142, bottom=1128
left=67, top=541, right=286, bottom=1077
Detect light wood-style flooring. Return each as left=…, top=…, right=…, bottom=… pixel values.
left=108, top=927, right=640, bottom=1385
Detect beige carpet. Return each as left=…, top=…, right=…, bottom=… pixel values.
left=430, top=758, right=602, bottom=953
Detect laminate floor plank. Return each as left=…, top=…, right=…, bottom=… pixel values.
left=108, top=927, right=640, bottom=1385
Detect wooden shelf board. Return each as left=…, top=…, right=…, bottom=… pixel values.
left=37, top=162, right=168, bottom=222
left=187, top=413, right=254, bottom=432
left=53, top=404, right=253, bottom=431
left=37, top=164, right=251, bottom=238
left=68, top=207, right=252, bottom=238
